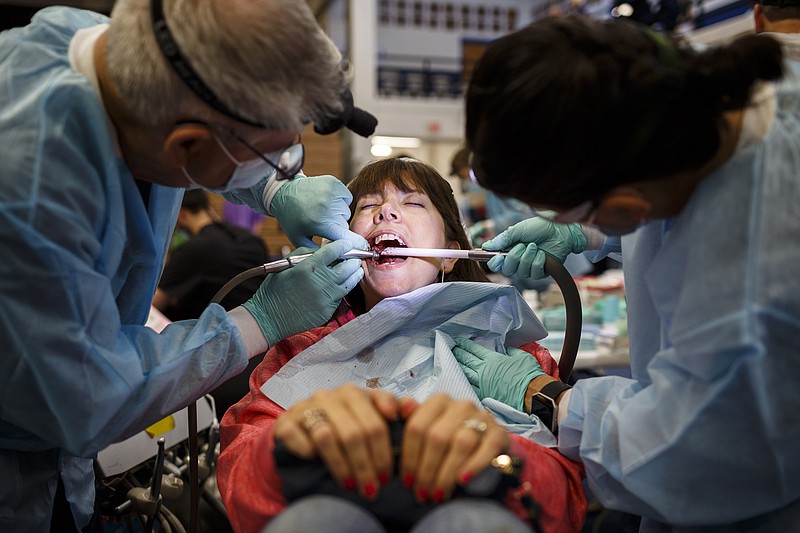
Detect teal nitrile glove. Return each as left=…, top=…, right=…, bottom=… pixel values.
left=452, top=338, right=545, bottom=412
left=270, top=174, right=357, bottom=249
left=482, top=217, right=588, bottom=279
left=242, top=239, right=364, bottom=347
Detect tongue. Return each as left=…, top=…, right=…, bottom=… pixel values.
left=373, top=245, right=407, bottom=263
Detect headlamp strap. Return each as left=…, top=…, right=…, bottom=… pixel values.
left=150, top=0, right=262, bottom=127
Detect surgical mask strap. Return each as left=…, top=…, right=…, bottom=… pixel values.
left=181, top=166, right=203, bottom=189
left=212, top=132, right=245, bottom=167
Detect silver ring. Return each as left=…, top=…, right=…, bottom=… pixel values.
left=302, top=407, right=328, bottom=433
left=462, top=418, right=488, bottom=436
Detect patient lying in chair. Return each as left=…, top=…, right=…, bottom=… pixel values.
left=217, top=157, right=586, bottom=533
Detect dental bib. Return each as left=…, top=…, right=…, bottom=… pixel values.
left=262, top=282, right=557, bottom=445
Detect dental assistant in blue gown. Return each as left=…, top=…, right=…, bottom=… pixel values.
left=0, top=1, right=371, bottom=531
left=456, top=15, right=800, bottom=530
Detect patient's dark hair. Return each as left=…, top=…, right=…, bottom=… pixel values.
left=348, top=156, right=489, bottom=285
left=466, top=15, right=784, bottom=209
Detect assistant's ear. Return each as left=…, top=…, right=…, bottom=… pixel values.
left=594, top=187, right=651, bottom=228
left=163, top=123, right=214, bottom=169
left=754, top=4, right=766, bottom=33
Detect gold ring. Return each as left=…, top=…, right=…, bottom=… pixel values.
left=302, top=407, right=328, bottom=433
left=462, top=418, right=488, bottom=436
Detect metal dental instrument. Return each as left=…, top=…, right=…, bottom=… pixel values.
left=378, top=247, right=508, bottom=261
left=260, top=249, right=378, bottom=274
left=211, top=249, right=379, bottom=305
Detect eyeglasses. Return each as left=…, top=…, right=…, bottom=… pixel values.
left=179, top=120, right=304, bottom=181
left=537, top=199, right=599, bottom=225
left=222, top=129, right=304, bottom=181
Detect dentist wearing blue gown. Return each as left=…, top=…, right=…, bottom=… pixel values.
left=0, top=0, right=372, bottom=531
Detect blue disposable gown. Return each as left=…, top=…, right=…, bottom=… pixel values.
left=0, top=8, right=251, bottom=531
left=559, top=61, right=800, bottom=526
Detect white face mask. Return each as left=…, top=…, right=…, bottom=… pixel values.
left=181, top=132, right=278, bottom=193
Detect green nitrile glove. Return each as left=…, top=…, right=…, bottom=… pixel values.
left=452, top=338, right=545, bottom=412
left=242, top=239, right=364, bottom=347
left=482, top=217, right=588, bottom=279
left=270, top=174, right=363, bottom=249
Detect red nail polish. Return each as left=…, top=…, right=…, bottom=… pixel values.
left=458, top=471, right=473, bottom=485
left=344, top=477, right=356, bottom=491
left=432, top=488, right=444, bottom=503
left=403, top=473, right=415, bottom=488
left=417, top=487, right=428, bottom=502
left=379, top=472, right=389, bottom=484
left=364, top=483, right=378, bottom=498
left=401, top=402, right=417, bottom=419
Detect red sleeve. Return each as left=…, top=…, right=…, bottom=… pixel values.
left=217, top=311, right=355, bottom=533
left=519, top=340, right=561, bottom=380
left=505, top=435, right=586, bottom=533
left=503, top=342, right=586, bottom=533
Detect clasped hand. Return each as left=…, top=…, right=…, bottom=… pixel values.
left=274, top=385, right=509, bottom=503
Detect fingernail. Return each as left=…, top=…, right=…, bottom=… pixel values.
left=432, top=488, right=444, bottom=503
left=458, top=471, right=474, bottom=485
left=344, top=477, right=356, bottom=491
left=403, top=473, right=415, bottom=488
left=417, top=487, right=428, bottom=502
left=379, top=472, right=389, bottom=485
left=364, top=483, right=377, bottom=499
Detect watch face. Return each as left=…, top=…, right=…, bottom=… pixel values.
left=531, top=382, right=570, bottom=433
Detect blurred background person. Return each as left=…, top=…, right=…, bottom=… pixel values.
left=449, top=146, right=487, bottom=227
left=154, top=190, right=269, bottom=322
left=223, top=200, right=267, bottom=236
left=754, top=0, right=800, bottom=62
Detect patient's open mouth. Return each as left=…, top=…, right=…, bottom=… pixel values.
left=370, top=233, right=407, bottom=265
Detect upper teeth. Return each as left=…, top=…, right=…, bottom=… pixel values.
left=373, top=233, right=406, bottom=246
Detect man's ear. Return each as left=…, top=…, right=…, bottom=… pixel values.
left=163, top=123, right=214, bottom=169
left=595, top=187, right=651, bottom=228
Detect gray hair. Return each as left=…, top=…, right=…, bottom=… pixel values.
left=105, top=0, right=346, bottom=130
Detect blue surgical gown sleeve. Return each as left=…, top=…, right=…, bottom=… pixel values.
left=558, top=64, right=800, bottom=525
left=220, top=174, right=276, bottom=216
left=0, top=8, right=248, bottom=459
left=584, top=235, right=621, bottom=264
left=485, top=192, right=537, bottom=233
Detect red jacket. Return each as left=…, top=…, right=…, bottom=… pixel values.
left=218, top=308, right=586, bottom=533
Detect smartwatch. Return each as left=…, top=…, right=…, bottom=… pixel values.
left=529, top=381, right=571, bottom=434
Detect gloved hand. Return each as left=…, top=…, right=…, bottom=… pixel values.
left=270, top=174, right=365, bottom=249
left=242, top=239, right=365, bottom=347
left=482, top=217, right=588, bottom=279
left=452, top=338, right=546, bottom=412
